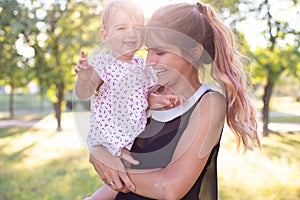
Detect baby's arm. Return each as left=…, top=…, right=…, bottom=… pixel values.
left=74, top=51, right=102, bottom=100
left=84, top=184, right=117, bottom=200
left=148, top=93, right=186, bottom=110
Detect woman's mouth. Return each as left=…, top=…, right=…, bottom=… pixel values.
left=153, top=64, right=169, bottom=75
left=154, top=68, right=167, bottom=74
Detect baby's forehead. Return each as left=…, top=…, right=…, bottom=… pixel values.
left=102, top=4, right=144, bottom=28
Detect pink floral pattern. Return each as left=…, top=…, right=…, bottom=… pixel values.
left=87, top=53, right=156, bottom=156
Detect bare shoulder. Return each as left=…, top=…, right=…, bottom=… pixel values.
left=201, top=91, right=226, bottom=107
left=196, top=90, right=226, bottom=117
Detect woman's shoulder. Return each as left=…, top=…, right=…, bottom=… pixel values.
left=205, top=90, right=226, bottom=103
left=197, top=90, right=226, bottom=116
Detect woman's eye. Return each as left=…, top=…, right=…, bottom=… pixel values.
left=156, top=51, right=165, bottom=56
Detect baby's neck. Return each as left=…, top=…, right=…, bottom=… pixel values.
left=111, top=52, right=135, bottom=64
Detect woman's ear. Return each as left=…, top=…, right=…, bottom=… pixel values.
left=192, top=44, right=203, bottom=60
left=100, top=28, right=108, bottom=41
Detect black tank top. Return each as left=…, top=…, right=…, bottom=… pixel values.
left=116, top=90, right=221, bottom=200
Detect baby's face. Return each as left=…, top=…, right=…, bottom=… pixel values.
left=103, top=10, right=144, bottom=58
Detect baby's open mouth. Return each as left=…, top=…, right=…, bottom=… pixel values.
left=123, top=41, right=137, bottom=46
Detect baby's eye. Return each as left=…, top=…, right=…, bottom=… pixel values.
left=134, top=27, right=143, bottom=31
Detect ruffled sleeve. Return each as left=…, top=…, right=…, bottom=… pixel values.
left=88, top=53, right=111, bottom=82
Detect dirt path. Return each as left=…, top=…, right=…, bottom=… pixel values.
left=1, top=112, right=300, bottom=133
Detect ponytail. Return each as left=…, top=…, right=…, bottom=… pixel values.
left=201, top=3, right=260, bottom=150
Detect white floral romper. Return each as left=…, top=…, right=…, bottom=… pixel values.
left=87, top=53, right=156, bottom=156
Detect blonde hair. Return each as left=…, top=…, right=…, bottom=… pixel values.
left=147, top=2, right=260, bottom=151
left=101, top=0, right=144, bottom=29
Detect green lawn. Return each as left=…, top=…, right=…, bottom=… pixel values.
left=0, top=112, right=300, bottom=200
left=0, top=114, right=101, bottom=200
left=0, top=94, right=51, bottom=109
left=1, top=96, right=300, bottom=199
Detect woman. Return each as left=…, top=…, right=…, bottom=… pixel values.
left=88, top=2, right=260, bottom=199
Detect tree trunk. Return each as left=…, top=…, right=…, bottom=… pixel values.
left=9, top=83, right=14, bottom=119
left=262, top=79, right=274, bottom=137
left=54, top=81, right=65, bottom=132
left=39, top=88, right=46, bottom=112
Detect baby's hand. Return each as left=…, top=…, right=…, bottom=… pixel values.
left=149, top=94, right=186, bottom=110
left=74, top=50, right=93, bottom=81
left=165, top=95, right=186, bottom=108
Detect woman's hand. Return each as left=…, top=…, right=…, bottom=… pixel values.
left=89, top=146, right=138, bottom=193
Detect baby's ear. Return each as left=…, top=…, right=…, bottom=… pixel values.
left=100, top=28, right=108, bottom=41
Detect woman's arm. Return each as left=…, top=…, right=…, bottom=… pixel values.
left=89, top=92, right=226, bottom=199
left=126, top=92, right=226, bottom=199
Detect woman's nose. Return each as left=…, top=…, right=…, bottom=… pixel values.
left=146, top=50, right=157, bottom=65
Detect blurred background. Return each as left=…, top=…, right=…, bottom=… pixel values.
left=0, top=0, right=299, bottom=199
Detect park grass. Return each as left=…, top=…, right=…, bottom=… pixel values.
left=218, top=130, right=300, bottom=200
left=1, top=112, right=300, bottom=200
left=0, top=114, right=102, bottom=200
left=0, top=94, right=52, bottom=113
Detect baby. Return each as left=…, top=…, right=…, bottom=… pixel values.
left=74, top=0, right=183, bottom=199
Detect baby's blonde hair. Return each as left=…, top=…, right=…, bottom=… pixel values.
left=101, top=0, right=144, bottom=29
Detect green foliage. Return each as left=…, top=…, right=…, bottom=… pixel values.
left=31, top=0, right=102, bottom=94
left=0, top=0, right=33, bottom=87
left=251, top=45, right=300, bottom=84
left=11, top=0, right=105, bottom=127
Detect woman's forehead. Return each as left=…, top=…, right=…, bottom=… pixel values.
left=145, top=27, right=200, bottom=60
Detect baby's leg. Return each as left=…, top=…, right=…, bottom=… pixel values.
left=84, top=184, right=117, bottom=200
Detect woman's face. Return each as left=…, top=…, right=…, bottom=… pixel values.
left=146, top=48, right=193, bottom=88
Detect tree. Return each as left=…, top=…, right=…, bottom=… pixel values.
left=0, top=0, right=35, bottom=118
left=29, top=0, right=102, bottom=131
left=212, top=0, right=300, bottom=136
left=250, top=0, right=300, bottom=136
left=252, top=45, right=300, bottom=135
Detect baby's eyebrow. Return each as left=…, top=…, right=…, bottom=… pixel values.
left=114, top=23, right=126, bottom=27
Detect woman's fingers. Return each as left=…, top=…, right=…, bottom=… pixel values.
left=121, top=149, right=139, bottom=166
left=119, top=171, right=136, bottom=192
left=89, top=154, right=105, bottom=180
left=89, top=153, right=125, bottom=191
left=110, top=171, right=125, bottom=190
left=89, top=146, right=139, bottom=192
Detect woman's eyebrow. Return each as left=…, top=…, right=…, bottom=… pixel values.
left=145, top=46, right=165, bottom=51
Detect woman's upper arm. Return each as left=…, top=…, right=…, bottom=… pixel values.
left=129, top=91, right=226, bottom=199
left=173, top=91, right=226, bottom=159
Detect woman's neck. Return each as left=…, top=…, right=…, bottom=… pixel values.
left=171, top=75, right=202, bottom=100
